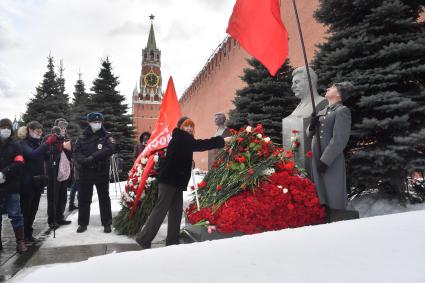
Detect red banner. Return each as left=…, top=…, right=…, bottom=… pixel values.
left=130, top=77, right=182, bottom=215
left=136, top=76, right=182, bottom=161
left=226, top=0, right=288, bottom=76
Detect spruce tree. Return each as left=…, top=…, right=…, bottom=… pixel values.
left=68, top=73, right=90, bottom=138
left=23, top=55, right=70, bottom=133
left=227, top=58, right=298, bottom=144
left=313, top=0, right=425, bottom=199
left=90, top=57, right=135, bottom=178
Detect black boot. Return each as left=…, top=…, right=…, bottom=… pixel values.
left=68, top=204, right=78, bottom=211
left=103, top=225, right=112, bottom=233
left=14, top=227, right=28, bottom=253
left=58, top=219, right=72, bottom=225
left=25, top=235, right=39, bottom=244
left=76, top=225, right=87, bottom=233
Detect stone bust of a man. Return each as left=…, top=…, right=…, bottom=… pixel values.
left=208, top=113, right=231, bottom=169
left=214, top=113, right=231, bottom=137
left=290, top=66, right=327, bottom=118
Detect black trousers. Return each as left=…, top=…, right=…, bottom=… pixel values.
left=20, top=190, right=42, bottom=238
left=136, top=183, right=183, bottom=247
left=78, top=181, right=112, bottom=226
left=47, top=180, right=68, bottom=224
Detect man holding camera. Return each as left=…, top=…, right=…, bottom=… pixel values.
left=45, top=118, right=72, bottom=229
left=73, top=112, right=115, bottom=233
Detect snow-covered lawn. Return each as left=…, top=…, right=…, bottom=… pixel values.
left=13, top=209, right=425, bottom=283
left=42, top=180, right=196, bottom=248
left=10, top=175, right=425, bottom=283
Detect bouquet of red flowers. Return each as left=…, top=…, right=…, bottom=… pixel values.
left=186, top=125, right=325, bottom=234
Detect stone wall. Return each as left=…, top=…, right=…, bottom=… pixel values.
left=179, top=1, right=326, bottom=170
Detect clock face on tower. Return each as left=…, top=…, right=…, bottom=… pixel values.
left=144, top=72, right=159, bottom=88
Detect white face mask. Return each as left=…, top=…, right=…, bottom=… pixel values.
left=30, top=131, right=42, bottom=139
left=0, top=128, right=11, bottom=140
left=90, top=123, right=102, bottom=132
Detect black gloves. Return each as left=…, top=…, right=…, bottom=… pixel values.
left=317, top=160, right=328, bottom=174
left=309, top=114, right=320, bottom=133
left=82, top=156, right=94, bottom=165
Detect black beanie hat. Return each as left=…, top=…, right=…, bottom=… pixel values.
left=0, top=118, right=13, bottom=129
left=334, top=81, right=354, bottom=102
left=177, top=116, right=190, bottom=129
left=0, top=118, right=13, bottom=135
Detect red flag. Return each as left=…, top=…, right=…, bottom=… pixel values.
left=226, top=0, right=288, bottom=76
left=136, top=76, right=182, bottom=162
left=129, top=77, right=182, bottom=215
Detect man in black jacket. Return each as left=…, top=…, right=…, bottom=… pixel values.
left=0, top=118, right=27, bottom=253
left=73, top=112, right=116, bottom=233
left=136, top=116, right=229, bottom=248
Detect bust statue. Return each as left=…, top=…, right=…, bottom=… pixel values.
left=290, top=67, right=326, bottom=118
left=208, top=113, right=231, bottom=169
left=282, top=66, right=327, bottom=175
left=214, top=113, right=231, bottom=137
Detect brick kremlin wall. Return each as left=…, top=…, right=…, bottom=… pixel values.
left=179, top=0, right=327, bottom=170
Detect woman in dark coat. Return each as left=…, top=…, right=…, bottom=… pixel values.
left=20, top=121, right=50, bottom=242
left=136, top=117, right=229, bottom=248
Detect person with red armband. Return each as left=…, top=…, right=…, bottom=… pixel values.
left=0, top=118, right=27, bottom=253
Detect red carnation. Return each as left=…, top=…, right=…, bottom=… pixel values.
left=291, top=130, right=299, bottom=134
left=237, top=137, right=244, bottom=142
left=284, top=161, right=295, bottom=171
left=294, top=141, right=301, bottom=147
left=306, top=151, right=313, bottom=158
left=248, top=168, right=255, bottom=175
left=285, top=150, right=294, bottom=158
left=190, top=185, right=195, bottom=191
left=235, top=155, right=246, bottom=163
left=198, top=180, right=207, bottom=189
left=216, top=185, right=222, bottom=191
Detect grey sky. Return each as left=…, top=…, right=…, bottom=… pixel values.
left=0, top=0, right=235, bottom=120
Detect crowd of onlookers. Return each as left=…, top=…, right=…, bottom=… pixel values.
left=0, top=112, right=119, bottom=253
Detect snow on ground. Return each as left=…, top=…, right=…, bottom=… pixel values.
left=351, top=193, right=425, bottom=218
left=42, top=182, right=133, bottom=248
left=42, top=179, right=197, bottom=248
left=13, top=209, right=425, bottom=283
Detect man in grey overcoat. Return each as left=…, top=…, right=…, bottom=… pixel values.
left=308, top=82, right=353, bottom=214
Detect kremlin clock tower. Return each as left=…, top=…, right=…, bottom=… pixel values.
left=132, top=15, right=163, bottom=136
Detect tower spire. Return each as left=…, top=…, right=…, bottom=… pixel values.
left=146, top=14, right=157, bottom=50
left=133, top=82, right=139, bottom=97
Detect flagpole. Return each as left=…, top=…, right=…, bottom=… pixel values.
left=290, top=0, right=322, bottom=155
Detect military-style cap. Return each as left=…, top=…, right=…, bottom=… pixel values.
left=87, top=112, right=104, bottom=122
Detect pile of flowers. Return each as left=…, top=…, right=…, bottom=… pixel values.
left=186, top=125, right=325, bottom=234
left=113, top=149, right=165, bottom=236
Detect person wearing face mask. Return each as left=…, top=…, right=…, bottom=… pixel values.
left=19, top=121, right=52, bottom=243
left=0, top=118, right=27, bottom=253
left=73, top=112, right=116, bottom=233
left=136, top=116, right=231, bottom=249
left=44, top=118, right=73, bottom=229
